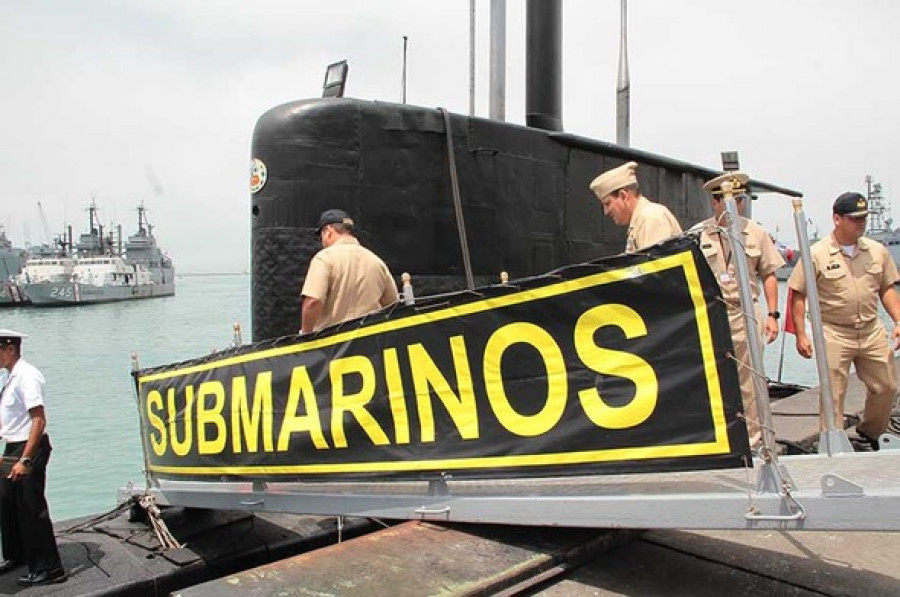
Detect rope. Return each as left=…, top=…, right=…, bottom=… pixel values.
left=60, top=499, right=134, bottom=535
left=726, top=351, right=771, bottom=397
left=138, top=495, right=184, bottom=550
left=438, top=107, right=475, bottom=290
left=735, top=412, right=776, bottom=437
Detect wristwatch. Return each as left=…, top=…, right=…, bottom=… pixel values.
left=768, top=311, right=781, bottom=320
left=19, top=457, right=32, bottom=468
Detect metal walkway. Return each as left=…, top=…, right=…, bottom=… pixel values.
left=124, top=194, right=900, bottom=536
left=130, top=449, right=900, bottom=532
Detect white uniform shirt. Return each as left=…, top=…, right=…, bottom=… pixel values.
left=0, top=358, right=46, bottom=442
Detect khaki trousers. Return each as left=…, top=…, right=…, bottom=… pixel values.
left=822, top=321, right=898, bottom=439
left=728, top=302, right=765, bottom=446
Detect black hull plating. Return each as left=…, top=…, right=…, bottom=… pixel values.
left=250, top=98, right=789, bottom=342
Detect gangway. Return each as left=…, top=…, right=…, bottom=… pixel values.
left=129, top=449, right=900, bottom=531
left=124, top=188, right=900, bottom=534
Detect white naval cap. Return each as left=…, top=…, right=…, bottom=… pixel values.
left=590, top=161, right=639, bottom=199
left=0, top=329, right=27, bottom=346
left=703, top=171, right=750, bottom=196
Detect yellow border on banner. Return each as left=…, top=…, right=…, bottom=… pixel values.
left=148, top=440, right=724, bottom=475
left=141, top=250, right=733, bottom=475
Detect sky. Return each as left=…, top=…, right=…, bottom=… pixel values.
left=2, top=0, right=898, bottom=272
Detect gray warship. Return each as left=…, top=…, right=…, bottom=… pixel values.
left=22, top=202, right=175, bottom=306
left=862, top=175, right=900, bottom=266
left=0, top=225, right=28, bottom=305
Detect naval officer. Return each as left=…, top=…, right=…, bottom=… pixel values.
left=692, top=172, right=785, bottom=446
left=788, top=192, right=900, bottom=449
left=590, top=161, right=682, bottom=252
left=0, top=329, right=65, bottom=585
left=300, top=209, right=399, bottom=334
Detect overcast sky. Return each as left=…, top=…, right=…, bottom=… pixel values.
left=2, top=0, right=898, bottom=272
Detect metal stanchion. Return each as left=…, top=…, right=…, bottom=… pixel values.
left=130, top=352, right=155, bottom=488
left=721, top=183, right=776, bottom=456
left=722, top=183, right=805, bottom=503
left=791, top=198, right=853, bottom=455
left=401, top=272, right=415, bottom=305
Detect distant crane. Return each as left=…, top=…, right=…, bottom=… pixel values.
left=36, top=201, right=52, bottom=245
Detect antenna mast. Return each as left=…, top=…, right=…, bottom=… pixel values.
left=866, top=175, right=890, bottom=233
left=401, top=36, right=408, bottom=104
left=469, top=0, right=476, bottom=116
left=616, top=0, right=631, bottom=147
left=489, top=0, right=507, bottom=121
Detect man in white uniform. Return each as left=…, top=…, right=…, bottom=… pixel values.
left=0, top=329, right=65, bottom=585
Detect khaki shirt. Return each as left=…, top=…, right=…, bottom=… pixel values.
left=787, top=234, right=900, bottom=326
left=697, top=216, right=785, bottom=302
left=301, top=236, right=398, bottom=331
left=626, top=196, right=682, bottom=252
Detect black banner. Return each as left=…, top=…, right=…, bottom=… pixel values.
left=136, top=236, right=748, bottom=481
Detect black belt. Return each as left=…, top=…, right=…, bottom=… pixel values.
left=823, top=319, right=876, bottom=330
left=2, top=433, right=49, bottom=451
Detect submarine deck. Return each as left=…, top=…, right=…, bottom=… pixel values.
left=5, top=360, right=898, bottom=595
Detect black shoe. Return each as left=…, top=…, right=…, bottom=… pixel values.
left=854, top=428, right=881, bottom=451
left=0, top=559, right=21, bottom=574
left=17, top=567, right=66, bottom=586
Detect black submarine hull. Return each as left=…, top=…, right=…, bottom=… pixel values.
left=250, top=98, right=733, bottom=342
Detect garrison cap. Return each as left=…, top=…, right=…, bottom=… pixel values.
left=833, top=192, right=869, bottom=217
left=703, top=172, right=750, bottom=197
left=0, top=329, right=27, bottom=346
left=590, top=161, right=638, bottom=199
left=315, top=209, right=354, bottom=234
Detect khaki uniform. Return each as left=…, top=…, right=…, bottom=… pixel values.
left=697, top=217, right=785, bottom=443
left=301, top=236, right=398, bottom=332
left=787, top=234, right=899, bottom=437
left=626, top=196, right=682, bottom=253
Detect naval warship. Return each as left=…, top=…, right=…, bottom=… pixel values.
left=861, top=175, right=900, bottom=266
left=0, top=225, right=27, bottom=305
left=21, top=201, right=175, bottom=306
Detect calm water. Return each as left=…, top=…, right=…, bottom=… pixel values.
left=0, top=276, right=889, bottom=522
left=0, top=274, right=250, bottom=521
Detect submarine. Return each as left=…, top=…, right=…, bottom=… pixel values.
left=249, top=0, right=799, bottom=342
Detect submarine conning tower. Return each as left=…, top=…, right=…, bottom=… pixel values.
left=250, top=98, right=736, bottom=342
left=249, top=1, right=797, bottom=342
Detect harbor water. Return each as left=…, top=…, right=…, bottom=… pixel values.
left=0, top=277, right=892, bottom=522
left=0, top=274, right=250, bottom=521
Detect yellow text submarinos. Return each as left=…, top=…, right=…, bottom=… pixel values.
left=143, top=303, right=658, bottom=458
